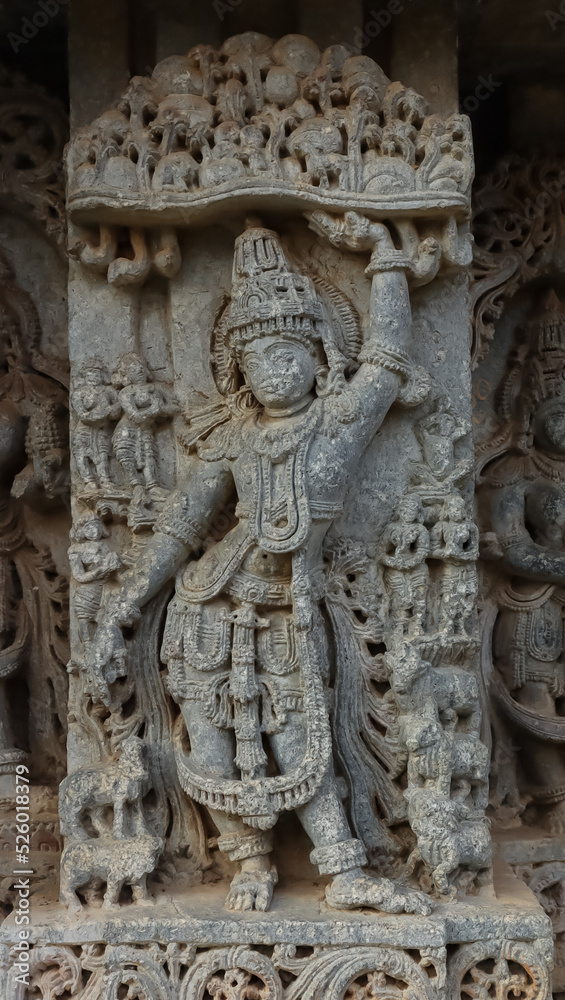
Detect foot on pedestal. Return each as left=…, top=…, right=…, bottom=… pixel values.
left=225, top=857, right=278, bottom=912
left=325, top=867, right=433, bottom=915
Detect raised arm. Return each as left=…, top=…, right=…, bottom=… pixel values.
left=307, top=211, right=430, bottom=441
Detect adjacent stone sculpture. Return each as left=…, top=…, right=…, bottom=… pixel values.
left=479, top=289, right=565, bottom=833
left=0, top=66, right=70, bottom=921
left=0, top=251, right=69, bottom=796
left=472, top=155, right=565, bottom=994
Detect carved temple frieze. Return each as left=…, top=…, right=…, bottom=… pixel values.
left=65, top=33, right=472, bottom=286
left=66, top=34, right=473, bottom=218
left=0, top=37, right=557, bottom=1000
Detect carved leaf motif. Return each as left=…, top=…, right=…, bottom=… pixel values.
left=0, top=66, right=67, bottom=252
left=205, top=968, right=273, bottom=1000
left=471, top=158, right=565, bottom=366
left=180, top=949, right=282, bottom=1000
left=29, top=947, right=83, bottom=1000
left=285, top=947, right=436, bottom=1000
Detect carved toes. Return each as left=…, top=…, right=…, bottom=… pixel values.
left=224, top=870, right=277, bottom=912
left=325, top=870, right=434, bottom=915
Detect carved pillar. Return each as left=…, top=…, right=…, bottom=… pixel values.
left=0, top=67, right=70, bottom=921
left=0, top=27, right=554, bottom=1000
left=472, top=157, right=565, bottom=997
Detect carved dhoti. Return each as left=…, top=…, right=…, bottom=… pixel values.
left=162, top=560, right=333, bottom=830
left=74, top=425, right=112, bottom=471
left=493, top=582, right=565, bottom=806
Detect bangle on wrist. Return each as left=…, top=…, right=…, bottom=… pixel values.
left=365, top=249, right=411, bottom=276
left=358, top=342, right=412, bottom=381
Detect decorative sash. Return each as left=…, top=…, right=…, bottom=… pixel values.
left=174, top=549, right=332, bottom=829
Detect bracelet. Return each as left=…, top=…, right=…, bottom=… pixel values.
left=366, top=250, right=412, bottom=276
left=156, top=497, right=205, bottom=548
left=358, top=341, right=412, bottom=382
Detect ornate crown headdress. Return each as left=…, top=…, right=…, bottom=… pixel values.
left=226, top=222, right=325, bottom=355
left=477, top=289, right=565, bottom=475
left=212, top=221, right=362, bottom=397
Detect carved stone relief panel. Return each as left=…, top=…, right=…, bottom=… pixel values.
left=56, top=33, right=494, bottom=922
left=0, top=34, right=554, bottom=1000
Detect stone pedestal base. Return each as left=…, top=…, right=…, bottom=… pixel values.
left=498, top=828, right=565, bottom=995
left=0, top=864, right=553, bottom=999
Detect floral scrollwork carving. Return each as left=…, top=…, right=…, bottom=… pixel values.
left=471, top=158, right=565, bottom=367
left=8, top=943, right=445, bottom=1000
left=0, top=65, right=67, bottom=253
left=182, top=947, right=283, bottom=1000
left=446, top=939, right=551, bottom=1000
left=284, top=946, right=437, bottom=1000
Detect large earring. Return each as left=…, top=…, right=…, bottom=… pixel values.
left=316, top=360, right=347, bottom=399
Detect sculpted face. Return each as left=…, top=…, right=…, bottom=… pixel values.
left=241, top=336, right=317, bottom=410
left=82, top=518, right=105, bottom=541
left=397, top=497, right=421, bottom=522
left=534, top=397, right=565, bottom=455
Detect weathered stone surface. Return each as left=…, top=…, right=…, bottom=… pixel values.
left=0, top=34, right=558, bottom=1000
left=0, top=865, right=554, bottom=998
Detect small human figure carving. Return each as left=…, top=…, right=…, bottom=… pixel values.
left=430, top=495, right=478, bottom=638
left=69, top=515, right=121, bottom=643
left=380, top=496, right=430, bottom=639
left=111, top=352, right=173, bottom=493
left=71, top=359, right=121, bottom=491
left=412, top=404, right=471, bottom=515
left=58, top=735, right=148, bottom=841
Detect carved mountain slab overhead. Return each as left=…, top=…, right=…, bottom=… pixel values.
left=66, top=33, right=473, bottom=227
